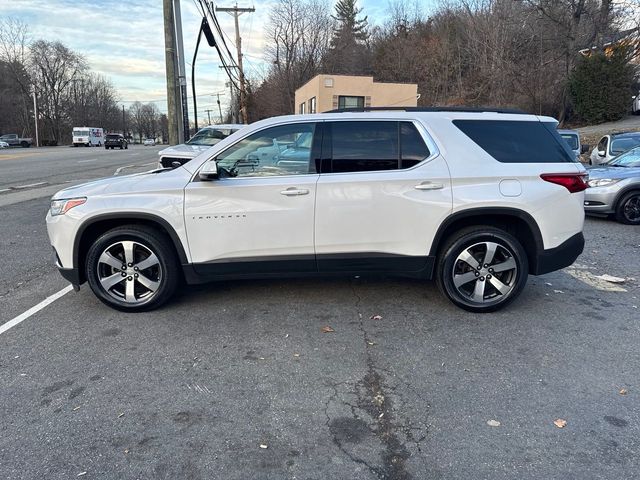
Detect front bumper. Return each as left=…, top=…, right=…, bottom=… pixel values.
left=532, top=232, right=584, bottom=275
left=584, top=185, right=618, bottom=214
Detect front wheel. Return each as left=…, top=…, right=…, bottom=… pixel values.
left=85, top=226, right=180, bottom=311
left=436, top=227, right=528, bottom=313
left=615, top=191, right=640, bottom=225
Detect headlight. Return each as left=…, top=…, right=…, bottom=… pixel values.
left=50, top=197, right=86, bottom=216
left=587, top=178, right=620, bottom=187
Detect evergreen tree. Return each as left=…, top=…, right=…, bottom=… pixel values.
left=569, top=46, right=636, bottom=124
left=331, top=0, right=369, bottom=45
left=325, top=0, right=371, bottom=75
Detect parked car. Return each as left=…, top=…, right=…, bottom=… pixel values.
left=590, top=132, right=640, bottom=165
left=158, top=124, right=244, bottom=168
left=632, top=93, right=640, bottom=114
left=585, top=146, right=640, bottom=224
left=143, top=138, right=156, bottom=146
left=558, top=129, right=589, bottom=162
left=0, top=140, right=9, bottom=148
left=104, top=133, right=128, bottom=150
left=0, top=133, right=32, bottom=148
left=46, top=108, right=586, bottom=313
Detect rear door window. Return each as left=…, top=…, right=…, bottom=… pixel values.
left=400, top=122, right=430, bottom=168
left=329, top=121, right=399, bottom=173
left=453, top=120, right=573, bottom=163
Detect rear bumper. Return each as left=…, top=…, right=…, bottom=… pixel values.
left=532, top=232, right=584, bottom=275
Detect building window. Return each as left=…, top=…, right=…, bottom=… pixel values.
left=299, top=102, right=306, bottom=114
left=309, top=97, right=316, bottom=114
left=324, top=78, right=334, bottom=88
left=338, top=96, right=365, bottom=109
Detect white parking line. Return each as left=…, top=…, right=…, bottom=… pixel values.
left=0, top=285, right=73, bottom=336
left=12, top=182, right=48, bottom=190
left=77, top=158, right=97, bottom=163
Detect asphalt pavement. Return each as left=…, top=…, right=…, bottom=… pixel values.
left=0, top=147, right=639, bottom=479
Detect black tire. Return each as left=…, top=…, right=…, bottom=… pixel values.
left=85, top=225, right=180, bottom=312
left=615, top=191, right=640, bottom=225
left=120, top=145, right=123, bottom=150
left=436, top=226, right=529, bottom=313
left=125, top=144, right=128, bottom=150
left=20, top=141, right=29, bottom=148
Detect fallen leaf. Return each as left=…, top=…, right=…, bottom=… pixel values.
left=373, top=393, right=385, bottom=407
left=619, top=388, right=628, bottom=395
left=321, top=326, right=334, bottom=333
left=487, top=420, right=501, bottom=427
left=118, top=412, right=125, bottom=418
left=595, top=274, right=625, bottom=284
left=370, top=314, right=383, bottom=320
left=554, top=418, right=567, bottom=428
left=259, top=444, right=268, bottom=449
left=124, top=449, right=129, bottom=454
left=284, top=334, right=289, bottom=338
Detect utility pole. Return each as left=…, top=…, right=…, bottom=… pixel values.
left=32, top=91, right=39, bottom=148
left=173, top=0, right=189, bottom=142
left=204, top=109, right=213, bottom=125
left=163, top=0, right=180, bottom=145
left=216, top=93, right=224, bottom=123
left=216, top=4, right=254, bottom=124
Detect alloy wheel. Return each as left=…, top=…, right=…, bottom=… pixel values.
left=623, top=195, right=640, bottom=223
left=96, top=240, right=162, bottom=304
left=451, top=241, right=518, bottom=304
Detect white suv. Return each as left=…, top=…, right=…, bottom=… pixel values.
left=46, top=108, right=587, bottom=313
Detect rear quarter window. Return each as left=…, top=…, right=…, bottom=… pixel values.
left=453, top=120, right=574, bottom=163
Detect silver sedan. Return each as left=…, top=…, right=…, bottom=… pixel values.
left=585, top=147, right=640, bottom=224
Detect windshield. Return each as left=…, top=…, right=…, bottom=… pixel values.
left=106, top=135, right=121, bottom=140
left=187, top=128, right=236, bottom=146
left=560, top=134, right=579, bottom=150
left=610, top=136, right=640, bottom=155
left=609, top=147, right=640, bottom=167
left=74, top=130, right=89, bottom=136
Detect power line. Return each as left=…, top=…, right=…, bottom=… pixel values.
left=216, top=4, right=255, bottom=124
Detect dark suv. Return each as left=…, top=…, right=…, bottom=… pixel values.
left=105, top=134, right=128, bottom=150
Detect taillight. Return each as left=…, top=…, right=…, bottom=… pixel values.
left=540, top=173, right=588, bottom=193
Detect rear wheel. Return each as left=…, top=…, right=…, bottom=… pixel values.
left=20, top=141, right=29, bottom=148
left=615, top=191, right=640, bottom=225
left=85, top=226, right=180, bottom=311
left=436, top=227, right=528, bottom=313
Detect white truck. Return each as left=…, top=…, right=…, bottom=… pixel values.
left=72, top=127, right=104, bottom=147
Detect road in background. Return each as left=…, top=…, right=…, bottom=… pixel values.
left=0, top=145, right=163, bottom=193
left=0, top=147, right=639, bottom=479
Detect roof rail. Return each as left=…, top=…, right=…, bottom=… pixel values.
left=324, top=106, right=528, bottom=114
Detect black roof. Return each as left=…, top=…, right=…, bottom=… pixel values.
left=324, top=106, right=528, bottom=114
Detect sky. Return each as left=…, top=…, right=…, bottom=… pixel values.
left=0, top=0, right=414, bottom=122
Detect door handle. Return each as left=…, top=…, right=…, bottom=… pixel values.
left=414, top=182, right=444, bottom=191
left=280, top=187, right=309, bottom=196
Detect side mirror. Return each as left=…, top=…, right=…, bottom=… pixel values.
left=597, top=150, right=605, bottom=157
left=198, top=160, right=218, bottom=181
left=581, top=144, right=589, bottom=154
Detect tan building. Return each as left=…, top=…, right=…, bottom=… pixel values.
left=294, top=74, right=418, bottom=114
